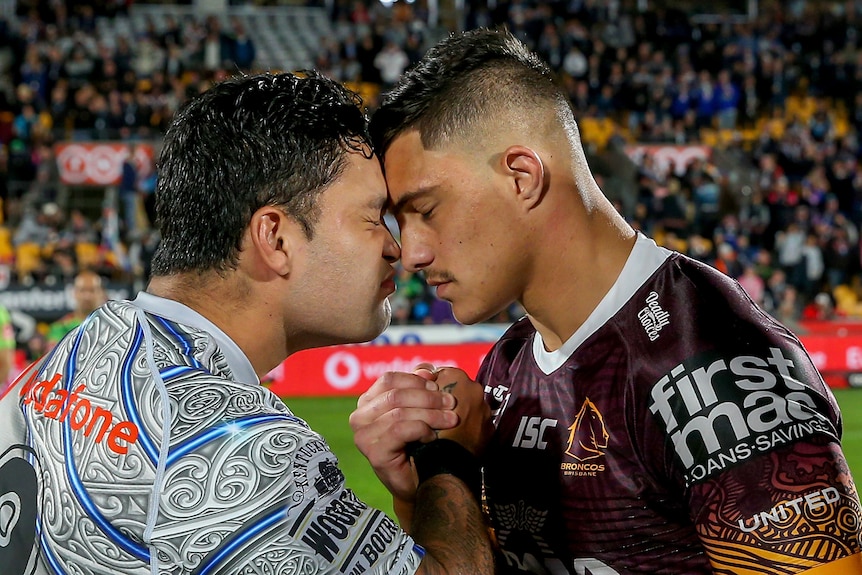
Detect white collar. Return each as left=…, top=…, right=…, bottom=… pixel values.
left=532, top=234, right=672, bottom=375
left=132, top=291, right=260, bottom=385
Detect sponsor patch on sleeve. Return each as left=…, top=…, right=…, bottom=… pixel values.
left=647, top=346, right=837, bottom=486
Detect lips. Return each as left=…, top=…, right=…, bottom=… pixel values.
left=381, top=271, right=396, bottom=293
left=431, top=280, right=451, bottom=298
left=425, top=275, right=451, bottom=287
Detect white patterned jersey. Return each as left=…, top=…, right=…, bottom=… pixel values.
left=0, top=292, right=423, bottom=575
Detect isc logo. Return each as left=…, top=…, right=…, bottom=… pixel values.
left=512, top=416, right=558, bottom=449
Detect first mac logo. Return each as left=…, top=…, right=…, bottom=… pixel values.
left=0, top=445, right=39, bottom=575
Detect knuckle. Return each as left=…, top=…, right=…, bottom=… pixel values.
left=388, top=406, right=406, bottom=422
left=382, top=388, right=401, bottom=408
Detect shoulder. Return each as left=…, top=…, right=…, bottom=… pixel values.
left=491, top=317, right=535, bottom=354
left=478, top=318, right=535, bottom=381
left=631, top=252, right=819, bottom=384
left=648, top=252, right=788, bottom=341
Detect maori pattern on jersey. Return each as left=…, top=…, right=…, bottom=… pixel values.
left=155, top=421, right=309, bottom=571
left=31, top=303, right=152, bottom=574
left=9, top=299, right=421, bottom=575
left=694, top=441, right=862, bottom=573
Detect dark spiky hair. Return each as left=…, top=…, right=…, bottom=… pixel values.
left=152, top=71, right=371, bottom=276
left=370, top=27, right=565, bottom=156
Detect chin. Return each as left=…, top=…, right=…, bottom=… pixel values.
left=451, top=307, right=487, bottom=326
left=351, top=305, right=392, bottom=344
left=452, top=300, right=507, bottom=326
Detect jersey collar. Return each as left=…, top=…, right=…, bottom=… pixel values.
left=532, top=234, right=672, bottom=375
left=132, top=291, right=260, bottom=385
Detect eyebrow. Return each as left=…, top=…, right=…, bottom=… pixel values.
left=368, top=194, right=388, bottom=212
left=390, top=186, right=438, bottom=216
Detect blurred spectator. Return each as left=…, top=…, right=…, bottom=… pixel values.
left=774, top=284, right=806, bottom=334
left=0, top=304, right=14, bottom=388
left=803, top=291, right=842, bottom=321
left=119, top=143, right=140, bottom=240
left=714, top=70, right=740, bottom=130
left=59, top=209, right=99, bottom=246
left=7, top=1, right=862, bottom=329
left=13, top=203, right=59, bottom=246
left=823, top=230, right=856, bottom=289
left=712, top=242, right=743, bottom=279
left=764, top=268, right=789, bottom=314
left=196, top=16, right=233, bottom=72
left=374, top=39, right=409, bottom=89
left=776, top=222, right=807, bottom=288
left=738, top=264, right=766, bottom=306
left=801, top=232, right=825, bottom=298
left=46, top=245, right=78, bottom=284
left=229, top=19, right=256, bottom=71
left=46, top=270, right=107, bottom=349
left=24, top=332, right=47, bottom=364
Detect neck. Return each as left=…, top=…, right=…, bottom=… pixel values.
left=523, top=191, right=636, bottom=352
left=147, top=273, right=287, bottom=378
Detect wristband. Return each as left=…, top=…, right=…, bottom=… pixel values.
left=410, top=439, right=482, bottom=499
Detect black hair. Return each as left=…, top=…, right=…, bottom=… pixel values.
left=151, top=71, right=371, bottom=276
left=370, top=27, right=565, bottom=156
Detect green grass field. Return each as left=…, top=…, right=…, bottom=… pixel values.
left=286, top=389, right=862, bottom=520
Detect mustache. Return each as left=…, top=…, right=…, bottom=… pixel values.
left=422, top=270, right=456, bottom=284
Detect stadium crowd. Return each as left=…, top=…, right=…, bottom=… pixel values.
left=3, top=0, right=862, bottom=333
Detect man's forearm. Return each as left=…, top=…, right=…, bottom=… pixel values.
left=412, top=474, right=493, bottom=575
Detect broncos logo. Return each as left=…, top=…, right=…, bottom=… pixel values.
left=565, top=398, right=609, bottom=461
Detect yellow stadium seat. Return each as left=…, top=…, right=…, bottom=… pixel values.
left=0, top=227, right=11, bottom=262
left=75, top=242, right=101, bottom=268
left=15, top=242, right=43, bottom=278
left=834, top=284, right=862, bottom=318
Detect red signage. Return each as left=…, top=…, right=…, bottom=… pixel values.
left=624, top=144, right=712, bottom=178
left=265, top=343, right=492, bottom=397
left=55, top=142, right=154, bottom=186
left=9, top=331, right=858, bottom=396
left=264, top=334, right=862, bottom=397
left=798, top=334, right=862, bottom=388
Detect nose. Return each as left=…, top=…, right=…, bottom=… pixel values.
left=399, top=226, right=434, bottom=273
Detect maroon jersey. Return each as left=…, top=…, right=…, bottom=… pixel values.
left=478, top=235, right=862, bottom=575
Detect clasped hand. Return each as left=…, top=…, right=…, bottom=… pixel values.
left=349, top=365, right=492, bottom=504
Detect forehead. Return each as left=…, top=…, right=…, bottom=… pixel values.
left=322, top=151, right=387, bottom=208
left=382, top=131, right=450, bottom=205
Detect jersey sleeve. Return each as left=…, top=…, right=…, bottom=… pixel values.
left=643, top=321, right=862, bottom=573
left=150, top=414, right=423, bottom=575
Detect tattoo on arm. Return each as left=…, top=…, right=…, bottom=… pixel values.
left=442, top=382, right=457, bottom=394
left=413, top=475, right=494, bottom=575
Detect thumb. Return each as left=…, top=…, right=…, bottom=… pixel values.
left=412, top=362, right=438, bottom=382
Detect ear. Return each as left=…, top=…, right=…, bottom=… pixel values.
left=503, top=145, right=546, bottom=211
left=248, top=206, right=298, bottom=277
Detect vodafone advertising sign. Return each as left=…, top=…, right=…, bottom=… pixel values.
left=267, top=324, right=503, bottom=396
left=264, top=323, right=862, bottom=397
left=266, top=342, right=492, bottom=397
